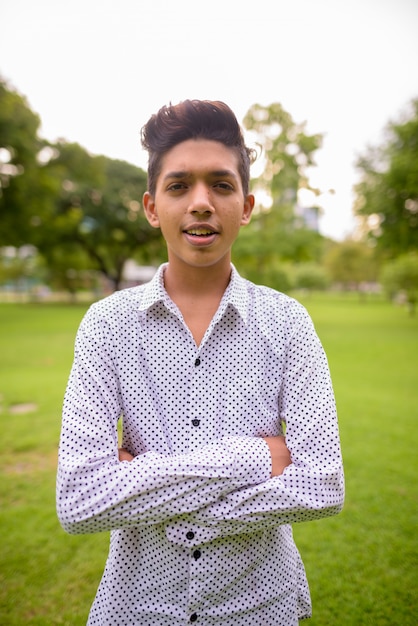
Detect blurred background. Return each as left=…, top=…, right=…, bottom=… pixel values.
left=0, top=0, right=417, bottom=300
left=0, top=1, right=417, bottom=624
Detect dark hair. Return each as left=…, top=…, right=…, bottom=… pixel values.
left=140, top=100, right=255, bottom=197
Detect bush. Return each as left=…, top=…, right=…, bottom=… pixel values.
left=292, top=263, right=330, bottom=291
left=380, top=252, right=418, bottom=313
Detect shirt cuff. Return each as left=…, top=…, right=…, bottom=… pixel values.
left=227, top=435, right=271, bottom=486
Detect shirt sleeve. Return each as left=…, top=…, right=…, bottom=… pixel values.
left=165, top=310, right=344, bottom=547
left=56, top=305, right=271, bottom=535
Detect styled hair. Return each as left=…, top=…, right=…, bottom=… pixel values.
left=140, top=100, right=255, bottom=197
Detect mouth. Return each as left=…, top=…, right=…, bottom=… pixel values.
left=183, top=227, right=218, bottom=237
left=183, top=226, right=219, bottom=246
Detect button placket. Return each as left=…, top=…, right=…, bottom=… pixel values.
left=188, top=539, right=203, bottom=624
left=190, top=352, right=204, bottom=435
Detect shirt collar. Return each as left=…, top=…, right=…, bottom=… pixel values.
left=136, top=263, right=169, bottom=312
left=133, top=262, right=249, bottom=325
left=223, top=264, right=249, bottom=325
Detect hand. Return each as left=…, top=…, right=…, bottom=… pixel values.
left=263, top=436, right=292, bottom=477
left=118, top=447, right=134, bottom=462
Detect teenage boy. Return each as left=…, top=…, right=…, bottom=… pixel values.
left=57, top=100, right=344, bottom=626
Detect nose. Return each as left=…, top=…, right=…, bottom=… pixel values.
left=187, top=183, right=214, bottom=214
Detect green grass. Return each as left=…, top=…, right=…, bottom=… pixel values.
left=0, top=296, right=417, bottom=625
left=0, top=302, right=107, bottom=626
left=293, top=293, right=418, bottom=625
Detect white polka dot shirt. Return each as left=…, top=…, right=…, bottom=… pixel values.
left=57, top=263, right=344, bottom=625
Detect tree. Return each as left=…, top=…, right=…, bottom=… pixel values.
left=324, top=239, right=378, bottom=290
left=0, top=77, right=51, bottom=244
left=292, top=263, right=330, bottom=292
left=0, top=245, right=40, bottom=293
left=233, top=102, right=325, bottom=288
left=380, top=252, right=418, bottom=314
left=243, top=102, right=323, bottom=203
left=1, top=78, right=165, bottom=293
left=354, top=98, right=418, bottom=258
left=34, top=142, right=164, bottom=291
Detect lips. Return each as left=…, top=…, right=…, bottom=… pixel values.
left=184, top=227, right=218, bottom=236
left=183, top=224, right=219, bottom=246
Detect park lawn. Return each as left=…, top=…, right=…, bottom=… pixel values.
left=294, top=293, right=417, bottom=625
left=0, top=295, right=417, bottom=625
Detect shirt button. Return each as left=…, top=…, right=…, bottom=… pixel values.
left=192, top=419, right=200, bottom=427
left=186, top=531, right=195, bottom=540
left=190, top=614, right=198, bottom=622
left=194, top=358, right=201, bottom=366
left=193, top=549, right=201, bottom=560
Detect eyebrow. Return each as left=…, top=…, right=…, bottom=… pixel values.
left=162, top=169, right=239, bottom=181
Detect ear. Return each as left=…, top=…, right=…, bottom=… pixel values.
left=143, top=192, right=160, bottom=228
left=240, top=194, right=255, bottom=226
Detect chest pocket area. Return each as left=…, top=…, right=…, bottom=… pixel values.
left=224, top=378, right=281, bottom=437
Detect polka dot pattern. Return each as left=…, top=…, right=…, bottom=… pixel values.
left=57, top=263, right=344, bottom=625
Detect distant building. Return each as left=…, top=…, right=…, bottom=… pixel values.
left=121, top=261, right=157, bottom=287
left=295, top=204, right=320, bottom=232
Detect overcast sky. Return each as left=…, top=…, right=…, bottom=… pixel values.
left=1, top=0, right=417, bottom=240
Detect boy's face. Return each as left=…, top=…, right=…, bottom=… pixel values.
left=143, top=139, right=254, bottom=272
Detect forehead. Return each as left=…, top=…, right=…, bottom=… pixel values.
left=159, top=138, right=240, bottom=177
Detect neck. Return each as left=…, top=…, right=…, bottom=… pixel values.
left=163, top=258, right=232, bottom=302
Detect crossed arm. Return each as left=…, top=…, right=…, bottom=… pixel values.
left=57, top=305, right=344, bottom=536
left=118, top=436, right=291, bottom=478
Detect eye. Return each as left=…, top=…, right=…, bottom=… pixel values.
left=167, top=182, right=187, bottom=192
left=214, top=181, right=234, bottom=192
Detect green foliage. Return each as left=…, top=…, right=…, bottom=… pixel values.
left=243, top=102, right=322, bottom=199
left=0, top=77, right=49, bottom=245
left=0, top=245, right=41, bottom=288
left=35, top=142, right=164, bottom=289
left=0, top=77, right=164, bottom=292
left=1, top=82, right=331, bottom=293
left=0, top=298, right=417, bottom=625
left=380, top=252, right=418, bottom=313
left=324, top=239, right=379, bottom=288
left=292, top=262, right=330, bottom=291
left=233, top=102, right=325, bottom=287
left=354, top=98, right=418, bottom=257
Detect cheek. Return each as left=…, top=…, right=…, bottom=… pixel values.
left=158, top=213, right=179, bottom=236
left=228, top=205, right=247, bottom=228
